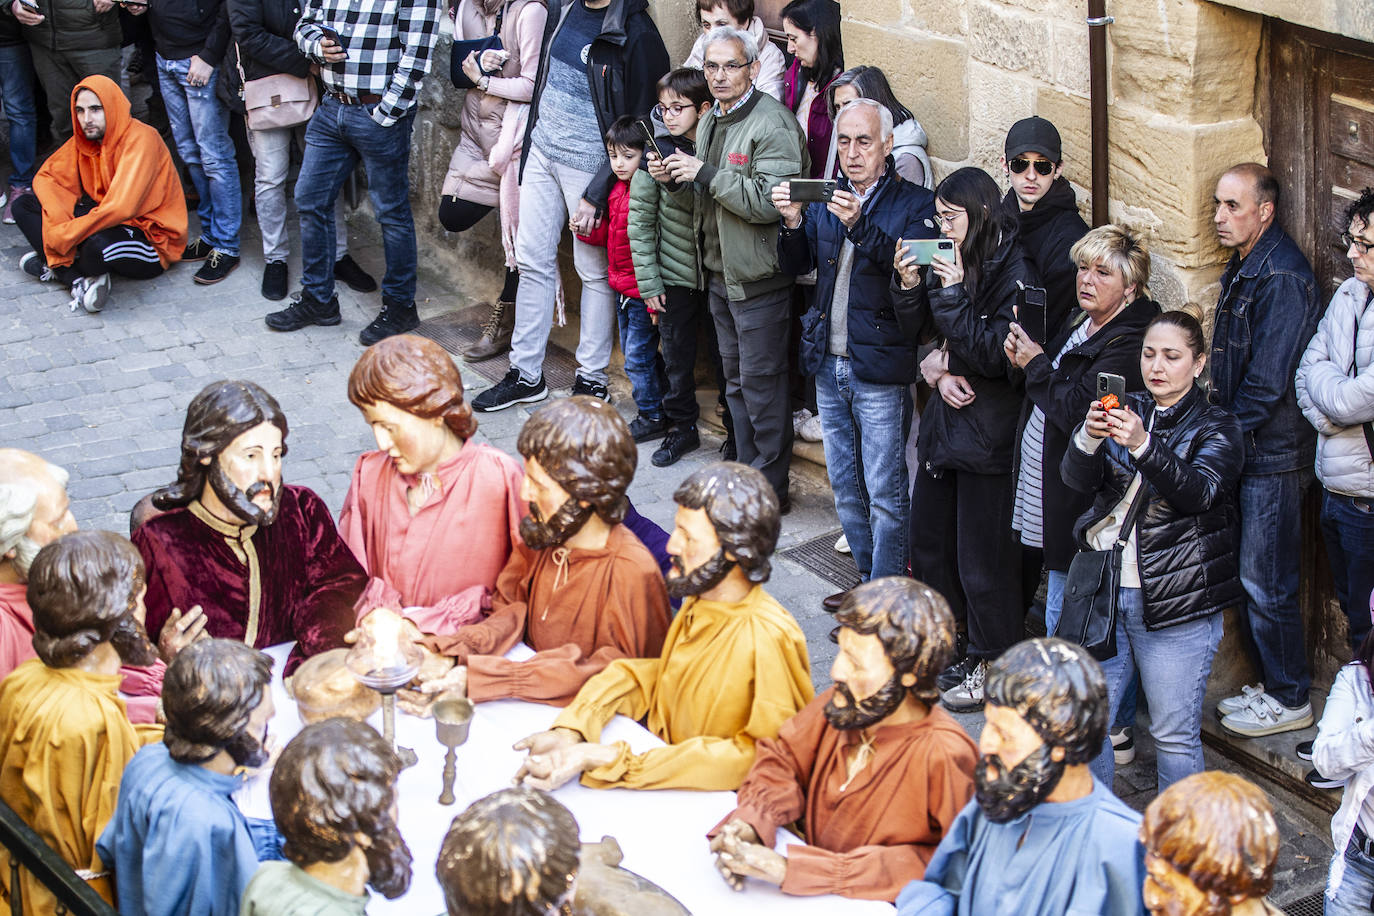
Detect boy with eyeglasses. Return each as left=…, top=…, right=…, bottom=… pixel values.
left=1000, top=116, right=1089, bottom=341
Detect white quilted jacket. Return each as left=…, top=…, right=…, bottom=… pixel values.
left=1297, top=277, right=1374, bottom=496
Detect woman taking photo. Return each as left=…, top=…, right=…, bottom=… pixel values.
left=1061, top=309, right=1244, bottom=792
left=893, top=166, right=1036, bottom=713
left=780, top=0, right=842, bottom=178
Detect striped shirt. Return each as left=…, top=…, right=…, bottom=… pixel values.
left=1012, top=321, right=1091, bottom=547
left=295, top=0, right=443, bottom=128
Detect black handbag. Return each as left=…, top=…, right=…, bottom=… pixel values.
left=450, top=3, right=506, bottom=90
left=1054, top=477, right=1148, bottom=661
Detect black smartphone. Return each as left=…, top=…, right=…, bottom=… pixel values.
left=1096, top=371, right=1127, bottom=405
left=16, top=0, right=40, bottom=11
left=790, top=179, right=837, bottom=203
left=1017, top=283, right=1048, bottom=345
left=319, top=27, right=347, bottom=57
left=636, top=120, right=663, bottom=160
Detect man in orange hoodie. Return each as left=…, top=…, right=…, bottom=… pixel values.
left=13, top=75, right=187, bottom=314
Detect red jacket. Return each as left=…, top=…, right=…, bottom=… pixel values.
left=578, top=178, right=640, bottom=299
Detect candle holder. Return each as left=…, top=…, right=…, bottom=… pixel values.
left=345, top=612, right=422, bottom=768
left=432, top=694, right=473, bottom=805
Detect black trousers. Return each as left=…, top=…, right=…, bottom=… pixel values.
left=656, top=284, right=731, bottom=430
left=438, top=195, right=518, bottom=301
left=911, top=463, right=1025, bottom=660
left=14, top=190, right=164, bottom=282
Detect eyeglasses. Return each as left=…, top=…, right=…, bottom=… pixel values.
left=654, top=103, right=693, bottom=118
left=934, top=210, right=966, bottom=227
left=1009, top=157, right=1055, bottom=177
left=702, top=61, right=748, bottom=75
left=1343, top=231, right=1374, bottom=256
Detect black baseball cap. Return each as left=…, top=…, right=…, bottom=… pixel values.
left=1005, top=116, right=1062, bottom=163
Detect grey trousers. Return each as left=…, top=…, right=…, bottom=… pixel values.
left=30, top=43, right=121, bottom=142
left=707, top=271, right=793, bottom=501
left=246, top=121, right=348, bottom=264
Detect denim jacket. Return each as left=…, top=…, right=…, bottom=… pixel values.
left=1208, top=223, right=1319, bottom=474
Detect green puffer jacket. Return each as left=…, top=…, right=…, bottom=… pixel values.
left=627, top=136, right=701, bottom=298
left=671, top=89, right=806, bottom=302
left=19, top=0, right=120, bottom=52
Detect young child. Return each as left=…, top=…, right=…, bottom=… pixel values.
left=627, top=68, right=733, bottom=468
left=579, top=117, right=669, bottom=443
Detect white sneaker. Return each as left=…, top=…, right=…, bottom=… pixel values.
left=1110, top=727, right=1135, bottom=765
left=1215, top=683, right=1265, bottom=717
left=798, top=414, right=824, bottom=442
left=1220, top=693, right=1314, bottom=738
left=792, top=408, right=813, bottom=437
left=941, top=660, right=986, bottom=713
left=834, top=534, right=850, bottom=554
left=80, top=273, right=110, bottom=312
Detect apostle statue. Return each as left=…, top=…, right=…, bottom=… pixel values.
left=0, top=530, right=163, bottom=913
left=240, top=718, right=411, bottom=914
left=896, top=637, right=1147, bottom=916
left=1140, top=772, right=1283, bottom=916
left=512, top=462, right=812, bottom=790
left=0, top=448, right=76, bottom=677
left=133, top=380, right=367, bottom=676
left=709, top=576, right=979, bottom=901
left=97, top=638, right=277, bottom=916
left=410, top=396, right=670, bottom=706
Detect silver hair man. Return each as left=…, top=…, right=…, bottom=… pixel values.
left=837, top=97, right=894, bottom=142
left=702, top=25, right=759, bottom=65
left=0, top=450, right=73, bottom=581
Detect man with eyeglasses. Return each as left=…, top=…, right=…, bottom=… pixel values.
left=1208, top=162, right=1320, bottom=742
left=1000, top=117, right=1088, bottom=342
left=659, top=25, right=806, bottom=508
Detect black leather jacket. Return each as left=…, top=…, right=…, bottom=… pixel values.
left=1061, top=385, right=1245, bottom=630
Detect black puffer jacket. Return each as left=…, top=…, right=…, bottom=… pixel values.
left=1004, top=178, right=1088, bottom=341
left=1014, top=295, right=1160, bottom=571
left=1061, top=386, right=1244, bottom=629
left=895, top=224, right=1038, bottom=475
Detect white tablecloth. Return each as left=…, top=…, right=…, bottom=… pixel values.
left=236, top=644, right=893, bottom=915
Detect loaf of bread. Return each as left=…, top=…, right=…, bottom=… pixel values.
left=289, top=648, right=382, bottom=724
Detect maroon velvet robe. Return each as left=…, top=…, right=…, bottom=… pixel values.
left=132, top=485, right=366, bottom=676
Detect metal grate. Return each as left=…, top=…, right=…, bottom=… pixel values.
left=778, top=529, right=861, bottom=591
left=414, top=306, right=580, bottom=389
left=1283, top=892, right=1325, bottom=916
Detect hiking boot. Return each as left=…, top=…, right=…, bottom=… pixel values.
left=472, top=368, right=548, bottom=412
left=359, top=298, right=419, bottom=346
left=1215, top=683, right=1265, bottom=718
left=193, top=249, right=240, bottom=285
left=571, top=375, right=609, bottom=401
left=182, top=237, right=213, bottom=262
left=462, top=299, right=515, bottom=361
left=20, top=251, right=57, bottom=283
left=937, top=655, right=975, bottom=693
left=1110, top=727, right=1135, bottom=765
left=1220, top=694, right=1314, bottom=738
left=74, top=273, right=110, bottom=313
left=265, top=290, right=342, bottom=331
left=2, top=187, right=26, bottom=224
left=652, top=426, right=699, bottom=467
left=261, top=261, right=288, bottom=301
left=941, top=660, right=986, bottom=713
left=629, top=414, right=670, bottom=443
left=334, top=254, right=377, bottom=293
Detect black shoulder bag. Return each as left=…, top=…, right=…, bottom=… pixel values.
left=450, top=3, right=507, bottom=90
left=1054, top=475, right=1148, bottom=661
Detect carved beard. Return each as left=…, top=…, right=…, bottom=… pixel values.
left=824, top=675, right=906, bottom=731
left=365, top=818, right=414, bottom=900
left=974, top=743, right=1066, bottom=823
left=519, top=498, right=592, bottom=551
left=665, top=549, right=735, bottom=598
left=208, top=460, right=281, bottom=527
left=109, top=612, right=159, bottom=668
left=10, top=535, right=40, bottom=580
left=223, top=723, right=270, bottom=769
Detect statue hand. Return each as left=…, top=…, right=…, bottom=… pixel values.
left=157, top=605, right=208, bottom=662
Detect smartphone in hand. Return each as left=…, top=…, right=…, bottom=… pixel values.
left=1096, top=371, right=1126, bottom=410
left=1017, top=284, right=1048, bottom=345
left=900, top=237, right=957, bottom=266
left=319, top=27, right=348, bottom=58
left=636, top=120, right=663, bottom=160
left=789, top=179, right=837, bottom=203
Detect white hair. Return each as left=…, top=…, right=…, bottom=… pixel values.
left=837, top=98, right=894, bottom=141
left=0, top=460, right=69, bottom=580
left=702, top=25, right=758, bottom=65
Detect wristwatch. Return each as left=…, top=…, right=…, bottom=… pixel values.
left=478, top=75, right=491, bottom=92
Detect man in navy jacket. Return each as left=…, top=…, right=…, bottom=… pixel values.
left=774, top=99, right=936, bottom=607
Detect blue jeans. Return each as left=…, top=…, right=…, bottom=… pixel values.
left=1322, top=489, right=1374, bottom=654
left=156, top=55, right=240, bottom=255
left=296, top=96, right=416, bottom=305
left=0, top=43, right=37, bottom=187
left=1328, top=838, right=1374, bottom=915
left=816, top=355, right=911, bottom=579
left=617, top=294, right=666, bottom=419
left=1048, top=568, right=1138, bottom=728
left=1238, top=470, right=1309, bottom=707
left=1091, top=587, right=1223, bottom=792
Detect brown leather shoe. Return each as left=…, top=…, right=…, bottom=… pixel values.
left=822, top=591, right=848, bottom=612
left=462, top=299, right=515, bottom=360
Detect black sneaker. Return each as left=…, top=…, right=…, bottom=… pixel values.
left=182, top=237, right=213, bottom=262
left=1296, top=740, right=1314, bottom=761
left=20, top=251, right=57, bottom=282
left=570, top=375, right=609, bottom=401
left=937, top=655, right=974, bottom=693
left=1306, top=768, right=1343, bottom=790
left=473, top=368, right=548, bottom=412
left=193, top=249, right=240, bottom=285
left=629, top=414, right=670, bottom=443
left=652, top=426, right=699, bottom=467
left=359, top=298, right=419, bottom=346
left=335, top=254, right=378, bottom=293
left=261, top=261, right=288, bottom=300
left=265, top=290, right=342, bottom=331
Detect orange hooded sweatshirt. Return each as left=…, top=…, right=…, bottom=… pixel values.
left=33, top=76, right=187, bottom=269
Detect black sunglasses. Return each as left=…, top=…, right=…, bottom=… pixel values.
left=1009, top=157, right=1055, bottom=177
